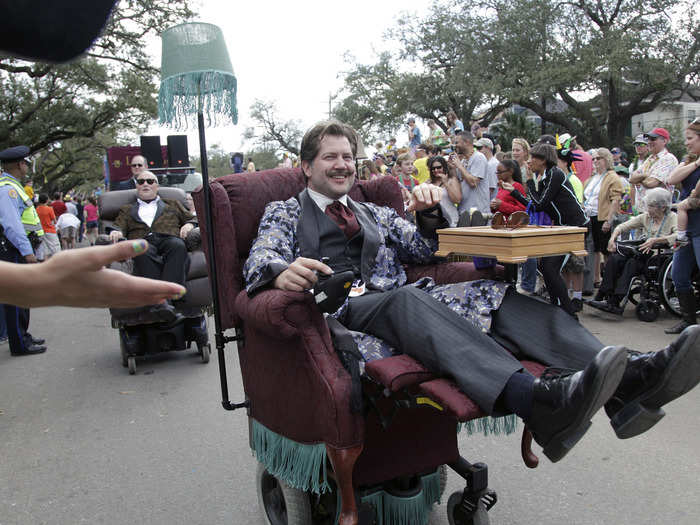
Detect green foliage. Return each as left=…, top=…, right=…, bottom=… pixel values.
left=335, top=0, right=699, bottom=149
left=490, top=112, right=540, bottom=152
left=244, top=99, right=303, bottom=155
left=191, top=144, right=232, bottom=179
left=0, top=0, right=195, bottom=192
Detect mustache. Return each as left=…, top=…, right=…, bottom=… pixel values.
left=327, top=169, right=354, bottom=177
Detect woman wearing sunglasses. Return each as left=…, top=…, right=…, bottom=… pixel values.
left=664, top=118, right=700, bottom=334
left=504, top=143, right=588, bottom=317
left=428, top=155, right=461, bottom=226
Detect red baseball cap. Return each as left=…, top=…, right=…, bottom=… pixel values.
left=644, top=127, right=670, bottom=141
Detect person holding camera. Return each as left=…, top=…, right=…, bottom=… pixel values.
left=0, top=146, right=47, bottom=355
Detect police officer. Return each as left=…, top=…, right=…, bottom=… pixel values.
left=0, top=146, right=47, bottom=355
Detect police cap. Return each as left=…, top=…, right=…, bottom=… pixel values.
left=0, top=146, right=30, bottom=163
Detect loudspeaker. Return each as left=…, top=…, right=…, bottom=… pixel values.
left=167, top=135, right=189, bottom=168
left=140, top=136, right=163, bottom=169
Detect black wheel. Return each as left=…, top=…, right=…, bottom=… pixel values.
left=438, top=464, right=448, bottom=502
left=256, top=463, right=312, bottom=525
left=119, top=331, right=128, bottom=368
left=198, top=342, right=210, bottom=364
left=660, top=257, right=682, bottom=317
left=660, top=256, right=700, bottom=317
left=635, top=300, right=660, bottom=322
left=127, top=356, right=136, bottom=375
left=447, top=491, right=490, bottom=525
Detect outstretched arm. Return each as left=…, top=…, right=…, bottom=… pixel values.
left=0, top=240, right=185, bottom=308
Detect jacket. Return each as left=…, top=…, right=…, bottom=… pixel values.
left=511, top=166, right=587, bottom=226
left=584, top=170, right=624, bottom=222
left=113, top=197, right=195, bottom=240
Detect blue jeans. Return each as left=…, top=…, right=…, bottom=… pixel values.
left=671, top=235, right=700, bottom=293
left=519, top=258, right=537, bottom=292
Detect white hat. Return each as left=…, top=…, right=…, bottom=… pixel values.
left=474, top=137, right=493, bottom=150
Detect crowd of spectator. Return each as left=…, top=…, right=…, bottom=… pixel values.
left=358, top=115, right=700, bottom=331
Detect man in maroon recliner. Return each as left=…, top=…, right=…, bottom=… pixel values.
left=244, top=120, right=700, bottom=467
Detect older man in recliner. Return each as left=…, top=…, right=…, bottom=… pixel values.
left=109, top=171, right=195, bottom=322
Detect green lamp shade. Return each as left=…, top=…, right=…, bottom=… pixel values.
left=158, top=22, right=238, bottom=128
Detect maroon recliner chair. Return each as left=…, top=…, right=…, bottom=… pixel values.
left=193, top=168, right=543, bottom=525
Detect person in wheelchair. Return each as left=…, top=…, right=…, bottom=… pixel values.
left=588, top=188, right=677, bottom=315
left=244, top=120, right=700, bottom=464
left=109, top=170, right=196, bottom=323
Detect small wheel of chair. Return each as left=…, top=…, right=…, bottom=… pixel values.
left=447, top=491, right=490, bottom=525
left=635, top=300, right=660, bottom=322
left=120, top=340, right=128, bottom=368
left=198, top=342, right=211, bottom=364
left=127, top=356, right=136, bottom=375
left=256, top=463, right=312, bottom=525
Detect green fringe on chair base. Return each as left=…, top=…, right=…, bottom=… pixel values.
left=250, top=419, right=330, bottom=494
left=158, top=70, right=238, bottom=129
left=457, top=414, right=518, bottom=436
left=344, top=469, right=442, bottom=525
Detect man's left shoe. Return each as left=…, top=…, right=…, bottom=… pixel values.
left=570, top=298, right=583, bottom=313
left=605, top=325, right=700, bottom=439
left=527, top=345, right=627, bottom=463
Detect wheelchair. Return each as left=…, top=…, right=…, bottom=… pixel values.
left=98, top=188, right=212, bottom=375
left=193, top=168, right=549, bottom=525
left=604, top=239, right=700, bottom=322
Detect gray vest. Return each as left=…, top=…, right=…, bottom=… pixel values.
left=309, top=199, right=364, bottom=277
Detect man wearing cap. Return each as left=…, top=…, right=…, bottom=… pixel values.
left=0, top=146, right=47, bottom=355
left=628, top=135, right=650, bottom=175
left=412, top=144, right=431, bottom=184
left=611, top=147, right=628, bottom=168
left=475, top=137, right=499, bottom=199
left=629, top=128, right=678, bottom=213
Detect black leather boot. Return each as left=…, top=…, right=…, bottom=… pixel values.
left=527, top=346, right=627, bottom=463
left=664, top=290, right=696, bottom=334
left=605, top=325, right=700, bottom=439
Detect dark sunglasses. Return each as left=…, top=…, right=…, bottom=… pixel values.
left=592, top=157, right=603, bottom=161
left=647, top=136, right=660, bottom=141
left=131, top=163, right=144, bottom=167
left=496, top=169, right=509, bottom=174
left=430, top=165, right=444, bottom=171
left=136, top=178, right=157, bottom=185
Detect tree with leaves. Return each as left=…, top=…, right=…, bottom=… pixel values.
left=335, top=0, right=698, bottom=149
left=244, top=99, right=303, bottom=156
left=0, top=0, right=195, bottom=192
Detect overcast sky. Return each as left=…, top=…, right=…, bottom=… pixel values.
left=145, top=0, right=431, bottom=155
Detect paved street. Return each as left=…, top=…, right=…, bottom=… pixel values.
left=1, top=303, right=699, bottom=524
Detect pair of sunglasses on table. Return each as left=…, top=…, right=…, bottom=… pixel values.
left=490, top=210, right=530, bottom=230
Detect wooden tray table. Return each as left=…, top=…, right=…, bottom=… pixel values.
left=435, top=225, right=587, bottom=264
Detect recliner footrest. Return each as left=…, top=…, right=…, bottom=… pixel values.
left=364, top=355, right=436, bottom=392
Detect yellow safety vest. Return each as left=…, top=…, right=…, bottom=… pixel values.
left=0, top=175, right=44, bottom=236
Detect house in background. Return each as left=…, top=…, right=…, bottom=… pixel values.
left=631, top=89, right=700, bottom=134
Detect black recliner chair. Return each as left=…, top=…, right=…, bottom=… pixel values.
left=98, top=188, right=212, bottom=374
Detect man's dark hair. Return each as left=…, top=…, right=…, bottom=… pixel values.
left=52, top=192, right=61, bottom=200
left=38, top=193, right=49, bottom=204
left=300, top=120, right=359, bottom=165
left=456, top=131, right=474, bottom=143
